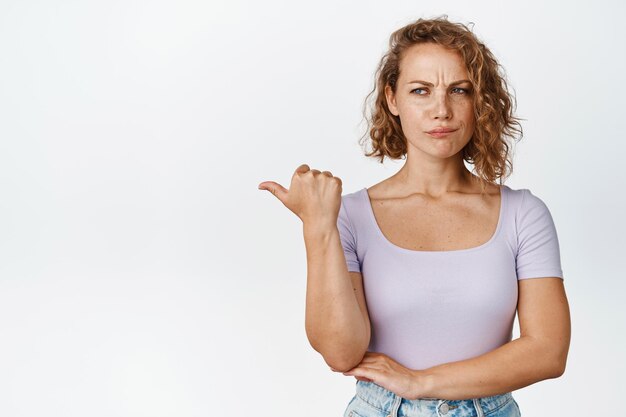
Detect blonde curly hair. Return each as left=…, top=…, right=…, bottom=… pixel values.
left=359, top=15, right=523, bottom=187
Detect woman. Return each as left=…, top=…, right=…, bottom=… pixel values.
left=258, top=16, right=570, bottom=417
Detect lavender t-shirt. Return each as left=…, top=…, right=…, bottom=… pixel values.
left=337, top=184, right=564, bottom=370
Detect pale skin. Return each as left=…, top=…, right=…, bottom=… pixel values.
left=259, top=42, right=571, bottom=400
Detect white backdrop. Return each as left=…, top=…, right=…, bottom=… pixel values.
left=0, top=0, right=624, bottom=416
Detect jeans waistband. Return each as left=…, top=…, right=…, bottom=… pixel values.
left=355, top=380, right=513, bottom=417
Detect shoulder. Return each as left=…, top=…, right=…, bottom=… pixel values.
left=505, top=186, right=560, bottom=238
left=339, top=188, right=366, bottom=223
left=358, top=177, right=397, bottom=201
left=341, top=188, right=364, bottom=202
left=503, top=185, right=551, bottom=214
left=340, top=188, right=364, bottom=212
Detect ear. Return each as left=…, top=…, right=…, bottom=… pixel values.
left=384, top=84, right=399, bottom=116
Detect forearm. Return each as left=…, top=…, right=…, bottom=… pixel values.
left=415, top=336, right=564, bottom=400
left=303, top=224, right=369, bottom=370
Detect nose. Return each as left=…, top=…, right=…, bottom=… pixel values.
left=432, top=93, right=451, bottom=120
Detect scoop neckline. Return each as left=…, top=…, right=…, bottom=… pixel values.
left=361, top=184, right=507, bottom=254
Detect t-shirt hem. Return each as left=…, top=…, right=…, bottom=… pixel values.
left=517, top=271, right=564, bottom=280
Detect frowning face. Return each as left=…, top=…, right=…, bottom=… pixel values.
left=385, top=42, right=476, bottom=160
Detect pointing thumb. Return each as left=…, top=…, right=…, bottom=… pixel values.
left=258, top=181, right=288, bottom=202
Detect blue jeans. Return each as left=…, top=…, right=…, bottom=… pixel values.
left=344, top=380, right=521, bottom=417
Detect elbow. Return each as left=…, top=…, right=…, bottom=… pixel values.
left=552, top=344, right=569, bottom=378
left=325, top=351, right=366, bottom=373
left=551, top=358, right=567, bottom=378
left=548, top=351, right=568, bottom=378
left=318, top=339, right=369, bottom=373
left=530, top=336, right=569, bottom=379
left=305, top=324, right=370, bottom=373
left=306, top=338, right=367, bottom=373
left=550, top=364, right=565, bottom=379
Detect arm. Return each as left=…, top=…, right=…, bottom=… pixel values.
left=415, top=277, right=571, bottom=400
left=303, top=224, right=371, bottom=372
left=258, top=166, right=370, bottom=372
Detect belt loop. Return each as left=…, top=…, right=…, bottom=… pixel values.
left=472, top=398, right=485, bottom=417
left=436, top=400, right=448, bottom=417
left=385, top=393, right=402, bottom=417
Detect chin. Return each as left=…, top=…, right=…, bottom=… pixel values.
left=407, top=138, right=463, bottom=158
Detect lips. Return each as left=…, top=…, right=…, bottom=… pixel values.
left=427, top=127, right=457, bottom=133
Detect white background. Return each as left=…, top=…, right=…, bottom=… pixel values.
left=1, top=0, right=624, bottom=416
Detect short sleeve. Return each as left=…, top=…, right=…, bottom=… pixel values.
left=516, top=189, right=564, bottom=280
left=337, top=198, right=361, bottom=273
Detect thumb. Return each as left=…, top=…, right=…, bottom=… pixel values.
left=258, top=181, right=288, bottom=202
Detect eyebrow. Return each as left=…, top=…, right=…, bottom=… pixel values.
left=406, top=79, right=472, bottom=86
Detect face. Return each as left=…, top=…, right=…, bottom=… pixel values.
left=385, top=43, right=475, bottom=160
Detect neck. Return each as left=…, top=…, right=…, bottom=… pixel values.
left=393, top=158, right=478, bottom=197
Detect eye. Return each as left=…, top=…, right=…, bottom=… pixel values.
left=410, top=87, right=470, bottom=95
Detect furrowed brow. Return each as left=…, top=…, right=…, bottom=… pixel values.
left=407, top=79, right=471, bottom=86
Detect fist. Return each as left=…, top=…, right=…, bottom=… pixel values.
left=258, top=163, right=343, bottom=227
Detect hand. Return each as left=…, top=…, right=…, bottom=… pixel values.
left=258, top=163, right=342, bottom=227
left=339, top=352, right=426, bottom=400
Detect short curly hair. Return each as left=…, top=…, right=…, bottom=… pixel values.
left=359, top=15, right=523, bottom=186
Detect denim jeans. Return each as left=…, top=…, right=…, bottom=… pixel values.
left=343, top=380, right=521, bottom=417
